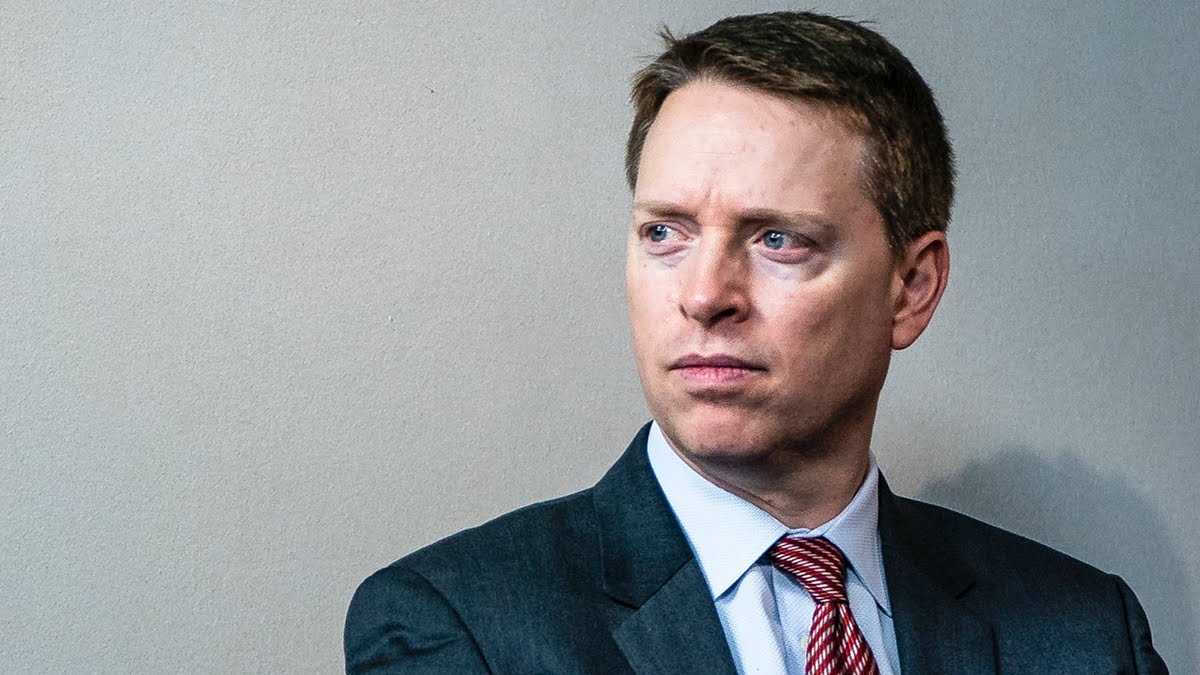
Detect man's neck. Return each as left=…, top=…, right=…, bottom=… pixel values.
left=664, top=434, right=873, bottom=530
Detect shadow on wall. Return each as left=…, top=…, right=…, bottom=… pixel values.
left=918, top=448, right=1196, bottom=673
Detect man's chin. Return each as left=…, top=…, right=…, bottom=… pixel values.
left=658, top=411, right=776, bottom=466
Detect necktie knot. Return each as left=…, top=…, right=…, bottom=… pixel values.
left=768, top=536, right=880, bottom=674
left=767, top=536, right=848, bottom=604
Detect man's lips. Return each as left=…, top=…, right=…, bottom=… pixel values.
left=669, top=354, right=765, bottom=385
left=670, top=354, right=764, bottom=369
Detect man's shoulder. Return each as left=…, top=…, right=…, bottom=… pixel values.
left=353, top=425, right=657, bottom=625
left=892, top=493, right=1108, bottom=578
left=888, top=492, right=1166, bottom=671
left=411, top=488, right=596, bottom=570
left=360, top=486, right=603, bottom=610
left=346, top=487, right=619, bottom=671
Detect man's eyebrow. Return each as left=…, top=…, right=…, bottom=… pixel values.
left=735, top=207, right=836, bottom=234
left=632, top=200, right=693, bottom=220
left=633, top=200, right=836, bottom=234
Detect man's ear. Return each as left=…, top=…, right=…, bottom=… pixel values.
left=891, top=231, right=950, bottom=350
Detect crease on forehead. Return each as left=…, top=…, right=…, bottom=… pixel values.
left=679, top=76, right=871, bottom=138
left=648, top=78, right=873, bottom=201
left=638, top=82, right=872, bottom=223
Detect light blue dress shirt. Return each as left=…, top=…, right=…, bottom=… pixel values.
left=646, top=422, right=901, bottom=675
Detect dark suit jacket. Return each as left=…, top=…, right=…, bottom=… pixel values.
left=345, top=424, right=1167, bottom=674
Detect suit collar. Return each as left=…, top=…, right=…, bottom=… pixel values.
left=878, top=476, right=998, bottom=674
left=593, top=423, right=739, bottom=675
left=592, top=427, right=997, bottom=674
left=879, top=475, right=976, bottom=595
left=611, top=559, right=740, bottom=675
left=647, top=422, right=891, bottom=613
left=593, top=423, right=695, bottom=605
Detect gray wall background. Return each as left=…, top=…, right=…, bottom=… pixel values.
left=2, top=1, right=1196, bottom=672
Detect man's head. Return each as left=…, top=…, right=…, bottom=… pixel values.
left=626, top=11, right=954, bottom=253
left=624, top=12, right=952, bottom=469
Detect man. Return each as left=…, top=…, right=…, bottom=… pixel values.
left=346, top=12, right=1166, bottom=674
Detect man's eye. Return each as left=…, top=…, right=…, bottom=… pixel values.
left=761, top=230, right=805, bottom=250
left=647, top=224, right=673, bottom=242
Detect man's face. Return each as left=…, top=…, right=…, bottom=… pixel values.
left=626, top=80, right=904, bottom=465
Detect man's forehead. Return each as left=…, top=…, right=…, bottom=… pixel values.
left=652, top=79, right=867, bottom=141
left=637, top=82, right=869, bottom=184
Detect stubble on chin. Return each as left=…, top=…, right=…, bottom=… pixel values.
left=656, top=395, right=872, bottom=475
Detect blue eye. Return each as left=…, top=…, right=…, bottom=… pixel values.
left=763, top=231, right=788, bottom=249
left=648, top=224, right=671, bottom=242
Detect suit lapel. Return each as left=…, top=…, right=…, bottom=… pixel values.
left=590, top=428, right=999, bottom=674
left=612, top=559, right=739, bottom=675
left=592, top=424, right=739, bottom=675
left=879, top=478, right=997, bottom=674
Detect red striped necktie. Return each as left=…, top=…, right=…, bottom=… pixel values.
left=767, top=536, right=881, bottom=675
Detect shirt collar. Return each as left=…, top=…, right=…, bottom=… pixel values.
left=646, top=421, right=891, bottom=615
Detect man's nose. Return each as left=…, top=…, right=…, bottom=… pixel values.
left=678, top=244, right=749, bottom=327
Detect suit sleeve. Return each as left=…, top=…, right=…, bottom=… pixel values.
left=1112, top=575, right=1168, bottom=675
left=345, top=564, right=492, bottom=674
